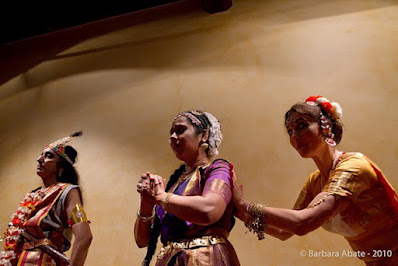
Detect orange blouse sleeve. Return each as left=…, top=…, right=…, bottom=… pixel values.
left=323, top=154, right=378, bottom=202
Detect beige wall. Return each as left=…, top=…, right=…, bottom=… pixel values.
left=1, top=0, right=397, bottom=265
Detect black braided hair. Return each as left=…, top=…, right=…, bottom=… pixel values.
left=142, top=164, right=186, bottom=266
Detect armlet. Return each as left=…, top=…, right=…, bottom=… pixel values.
left=68, top=204, right=89, bottom=226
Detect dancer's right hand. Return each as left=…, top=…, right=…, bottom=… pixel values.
left=230, top=163, right=250, bottom=223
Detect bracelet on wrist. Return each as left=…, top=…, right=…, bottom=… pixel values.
left=161, top=193, right=174, bottom=212
left=137, top=207, right=155, bottom=222
left=245, top=202, right=267, bottom=240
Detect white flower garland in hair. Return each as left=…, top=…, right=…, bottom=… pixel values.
left=203, top=112, right=223, bottom=157
left=330, top=101, right=343, bottom=120
left=306, top=96, right=343, bottom=120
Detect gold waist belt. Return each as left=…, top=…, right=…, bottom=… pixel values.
left=158, top=235, right=227, bottom=261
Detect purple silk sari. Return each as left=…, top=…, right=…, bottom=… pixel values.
left=155, top=159, right=240, bottom=265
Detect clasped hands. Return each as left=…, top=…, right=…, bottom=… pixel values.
left=136, top=165, right=250, bottom=222
left=136, top=172, right=167, bottom=205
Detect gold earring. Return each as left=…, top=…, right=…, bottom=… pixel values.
left=201, top=143, right=209, bottom=150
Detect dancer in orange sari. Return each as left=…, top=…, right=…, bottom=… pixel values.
left=0, top=132, right=92, bottom=266
left=232, top=96, right=398, bottom=265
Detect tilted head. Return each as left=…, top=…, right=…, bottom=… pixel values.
left=285, top=96, right=343, bottom=146
left=37, top=131, right=82, bottom=185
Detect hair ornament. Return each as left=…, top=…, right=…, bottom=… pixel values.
left=203, top=112, right=223, bottom=157
left=175, top=112, right=202, bottom=126
left=305, top=95, right=343, bottom=121
left=46, top=131, right=83, bottom=165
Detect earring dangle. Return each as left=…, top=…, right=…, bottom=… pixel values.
left=325, top=138, right=336, bottom=147
left=201, top=143, right=209, bottom=150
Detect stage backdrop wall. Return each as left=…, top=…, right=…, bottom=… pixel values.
left=1, top=0, right=397, bottom=265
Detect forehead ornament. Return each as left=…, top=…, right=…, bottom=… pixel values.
left=174, top=112, right=202, bottom=126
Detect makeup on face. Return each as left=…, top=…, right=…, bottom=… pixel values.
left=37, top=148, right=60, bottom=177
left=169, top=116, right=202, bottom=162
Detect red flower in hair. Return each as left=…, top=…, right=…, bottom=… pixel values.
left=322, top=102, right=333, bottom=113
left=306, top=95, right=322, bottom=102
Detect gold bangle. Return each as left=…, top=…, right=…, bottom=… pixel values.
left=247, top=202, right=266, bottom=218
left=245, top=202, right=267, bottom=240
left=161, top=193, right=174, bottom=212
left=137, top=208, right=155, bottom=222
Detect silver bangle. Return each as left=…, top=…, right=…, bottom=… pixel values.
left=137, top=208, right=155, bottom=222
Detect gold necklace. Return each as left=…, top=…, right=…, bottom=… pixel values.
left=170, top=162, right=210, bottom=193
left=182, top=168, right=195, bottom=176
left=169, top=171, right=195, bottom=193
left=179, top=168, right=198, bottom=184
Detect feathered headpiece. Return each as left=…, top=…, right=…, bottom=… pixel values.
left=46, top=131, right=82, bottom=164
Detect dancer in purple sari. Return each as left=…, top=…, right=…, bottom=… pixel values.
left=134, top=111, right=240, bottom=266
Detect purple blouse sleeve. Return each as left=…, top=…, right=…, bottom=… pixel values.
left=202, top=159, right=232, bottom=204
